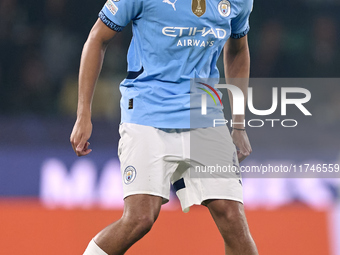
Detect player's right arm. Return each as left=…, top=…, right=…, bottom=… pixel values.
left=70, top=19, right=117, bottom=156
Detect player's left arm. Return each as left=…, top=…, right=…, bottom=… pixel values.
left=224, top=35, right=251, bottom=163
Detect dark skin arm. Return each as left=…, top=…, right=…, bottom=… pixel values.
left=224, top=35, right=252, bottom=162
left=70, top=20, right=117, bottom=156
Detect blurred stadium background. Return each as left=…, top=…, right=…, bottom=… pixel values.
left=1, top=0, right=340, bottom=254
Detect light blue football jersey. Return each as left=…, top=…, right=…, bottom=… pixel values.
left=99, top=0, right=253, bottom=128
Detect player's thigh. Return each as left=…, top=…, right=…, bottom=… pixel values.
left=118, top=123, right=179, bottom=202
left=189, top=126, right=240, bottom=179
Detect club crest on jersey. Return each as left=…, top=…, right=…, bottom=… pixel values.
left=192, top=0, right=206, bottom=17
left=105, top=0, right=118, bottom=15
left=218, top=0, right=231, bottom=17
left=124, top=166, right=136, bottom=184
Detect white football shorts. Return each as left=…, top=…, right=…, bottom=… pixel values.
left=118, top=123, right=243, bottom=212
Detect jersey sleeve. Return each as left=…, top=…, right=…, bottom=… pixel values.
left=230, top=0, right=253, bottom=39
left=98, top=0, right=143, bottom=32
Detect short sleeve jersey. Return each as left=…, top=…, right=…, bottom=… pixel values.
left=99, top=0, right=253, bottom=128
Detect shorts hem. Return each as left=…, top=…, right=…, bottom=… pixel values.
left=181, top=195, right=243, bottom=212
left=123, top=191, right=170, bottom=204
left=201, top=196, right=243, bottom=205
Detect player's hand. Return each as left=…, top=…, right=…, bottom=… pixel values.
left=70, top=117, right=93, bottom=156
left=231, top=129, right=252, bottom=163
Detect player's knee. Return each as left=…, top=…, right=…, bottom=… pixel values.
left=122, top=213, right=155, bottom=235
left=136, top=215, right=154, bottom=234
left=220, top=211, right=243, bottom=230
left=209, top=201, right=246, bottom=228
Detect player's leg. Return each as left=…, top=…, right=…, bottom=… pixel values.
left=83, top=123, right=179, bottom=254
left=206, top=199, right=258, bottom=255
left=84, top=194, right=162, bottom=255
